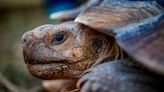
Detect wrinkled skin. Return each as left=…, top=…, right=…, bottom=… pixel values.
left=22, top=21, right=119, bottom=79
left=77, top=59, right=164, bottom=92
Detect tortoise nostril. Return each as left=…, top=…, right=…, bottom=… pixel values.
left=22, top=32, right=34, bottom=46
left=22, top=33, right=29, bottom=44
left=22, top=33, right=27, bottom=44
left=23, top=38, right=27, bottom=43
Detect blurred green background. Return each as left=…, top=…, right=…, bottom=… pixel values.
left=0, top=0, right=48, bottom=92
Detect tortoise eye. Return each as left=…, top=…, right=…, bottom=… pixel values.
left=52, top=32, right=67, bottom=45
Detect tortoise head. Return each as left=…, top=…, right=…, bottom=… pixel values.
left=22, top=21, right=121, bottom=79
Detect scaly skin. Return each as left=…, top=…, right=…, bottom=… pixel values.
left=22, top=21, right=121, bottom=80
left=78, top=59, right=164, bottom=92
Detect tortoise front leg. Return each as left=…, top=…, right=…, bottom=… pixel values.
left=77, top=59, right=164, bottom=92
left=43, top=79, right=77, bottom=92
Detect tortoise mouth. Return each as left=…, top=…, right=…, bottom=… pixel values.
left=27, top=62, right=72, bottom=79
left=23, top=54, right=86, bottom=79
left=23, top=52, right=70, bottom=65
left=25, top=59, right=70, bottom=65
left=26, top=59, right=88, bottom=79
left=23, top=51, right=91, bottom=79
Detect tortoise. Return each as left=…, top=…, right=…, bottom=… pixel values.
left=22, top=0, right=164, bottom=92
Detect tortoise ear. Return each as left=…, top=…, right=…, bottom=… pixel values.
left=75, top=1, right=163, bottom=37
left=116, top=14, right=164, bottom=76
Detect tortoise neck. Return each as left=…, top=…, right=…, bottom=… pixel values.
left=91, top=40, right=124, bottom=67
left=105, top=42, right=124, bottom=61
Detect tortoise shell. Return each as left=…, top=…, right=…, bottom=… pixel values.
left=73, top=0, right=164, bottom=75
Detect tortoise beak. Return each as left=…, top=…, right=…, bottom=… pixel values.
left=21, top=24, right=55, bottom=65
left=22, top=31, right=37, bottom=64
left=22, top=30, right=67, bottom=65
